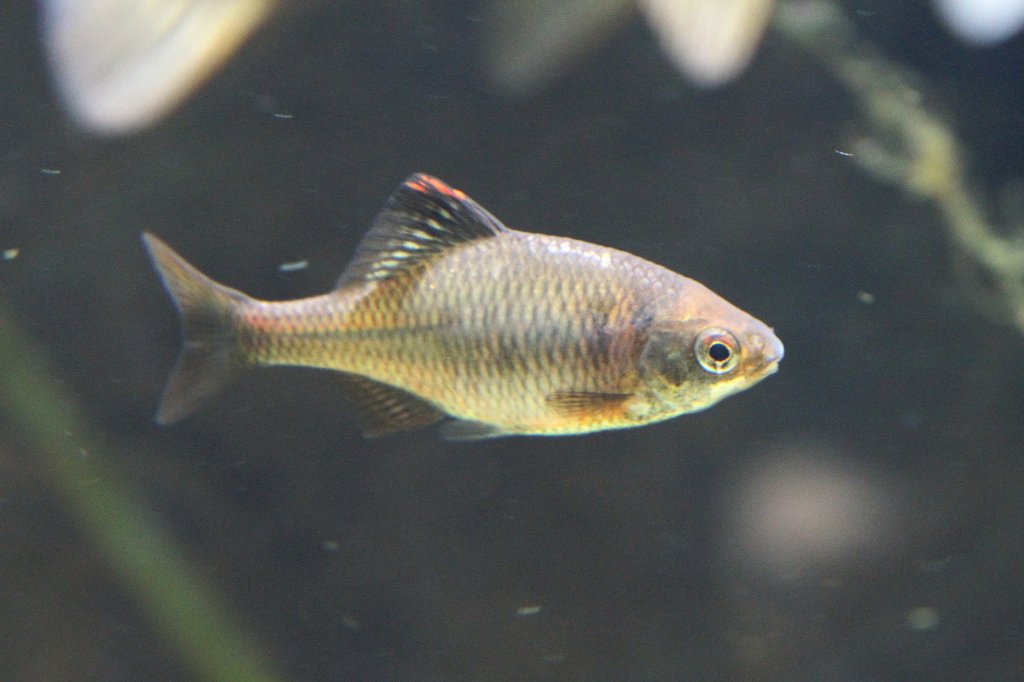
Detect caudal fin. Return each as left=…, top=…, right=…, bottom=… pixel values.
left=142, top=233, right=251, bottom=424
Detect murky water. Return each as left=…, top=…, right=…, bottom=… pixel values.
left=2, top=2, right=1022, bottom=680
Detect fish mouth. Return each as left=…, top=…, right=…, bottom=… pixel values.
left=762, top=344, right=784, bottom=374
left=744, top=333, right=784, bottom=378
left=767, top=334, right=785, bottom=364
left=760, top=346, right=784, bottom=377
left=745, top=357, right=780, bottom=382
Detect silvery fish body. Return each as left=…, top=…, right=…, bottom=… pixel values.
left=144, top=174, right=783, bottom=438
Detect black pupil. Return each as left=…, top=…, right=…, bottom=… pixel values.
left=708, top=341, right=731, bottom=363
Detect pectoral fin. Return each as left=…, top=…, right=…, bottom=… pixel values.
left=546, top=391, right=633, bottom=419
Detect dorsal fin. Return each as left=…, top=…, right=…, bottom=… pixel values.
left=336, top=174, right=507, bottom=289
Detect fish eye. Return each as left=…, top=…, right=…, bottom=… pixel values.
left=695, top=328, right=739, bottom=374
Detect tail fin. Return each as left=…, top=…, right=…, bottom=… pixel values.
left=142, top=233, right=251, bottom=424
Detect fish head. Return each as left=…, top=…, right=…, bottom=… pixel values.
left=637, top=286, right=784, bottom=416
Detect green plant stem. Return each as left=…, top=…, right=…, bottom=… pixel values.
left=776, top=0, right=1024, bottom=333
left=0, top=295, right=284, bottom=682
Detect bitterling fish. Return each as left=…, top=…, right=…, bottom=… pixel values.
left=144, top=174, right=782, bottom=439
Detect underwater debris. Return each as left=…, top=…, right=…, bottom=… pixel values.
left=777, top=0, right=1024, bottom=336
left=906, top=606, right=941, bottom=631
left=277, top=259, right=309, bottom=273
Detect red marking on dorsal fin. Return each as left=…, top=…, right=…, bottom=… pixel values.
left=335, top=173, right=507, bottom=289
left=404, top=174, right=468, bottom=201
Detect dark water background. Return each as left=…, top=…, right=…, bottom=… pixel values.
left=2, top=1, right=1023, bottom=680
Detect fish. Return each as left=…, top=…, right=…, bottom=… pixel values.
left=933, top=0, right=1024, bottom=45
left=42, top=0, right=774, bottom=135
left=143, top=174, right=783, bottom=439
left=40, top=0, right=275, bottom=135
left=44, top=0, right=1019, bottom=137
left=485, top=0, right=777, bottom=96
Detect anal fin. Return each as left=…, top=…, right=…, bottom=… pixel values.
left=336, top=374, right=446, bottom=437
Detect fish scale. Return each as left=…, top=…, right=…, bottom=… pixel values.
left=143, top=174, right=782, bottom=438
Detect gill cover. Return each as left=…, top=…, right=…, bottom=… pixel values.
left=639, top=321, right=741, bottom=388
